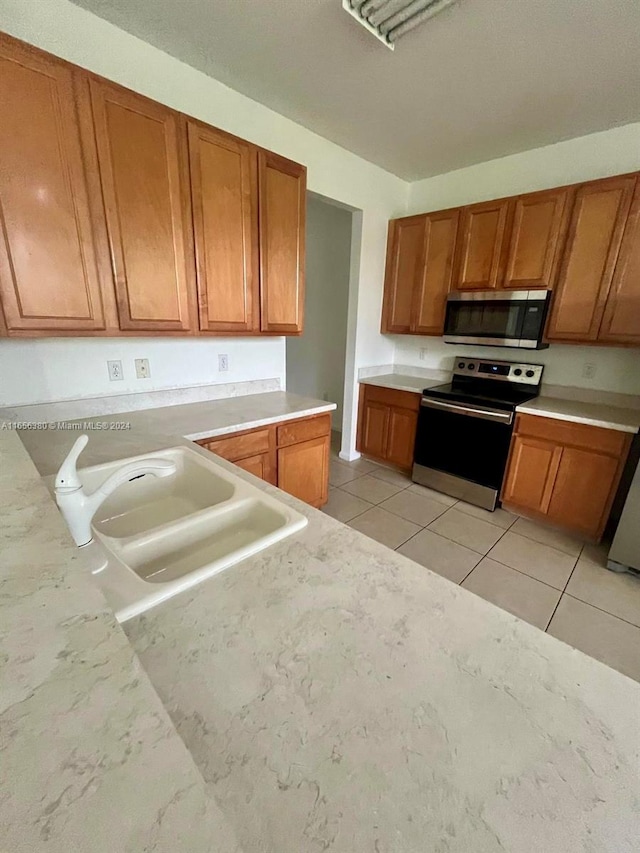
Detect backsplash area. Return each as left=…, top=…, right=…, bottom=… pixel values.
left=392, top=337, right=640, bottom=398
left=0, top=337, right=286, bottom=408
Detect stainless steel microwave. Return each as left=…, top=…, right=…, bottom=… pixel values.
left=443, top=290, right=551, bottom=349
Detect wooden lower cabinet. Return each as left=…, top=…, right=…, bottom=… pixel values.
left=502, top=414, right=632, bottom=540
left=357, top=384, right=420, bottom=471
left=196, top=413, right=330, bottom=507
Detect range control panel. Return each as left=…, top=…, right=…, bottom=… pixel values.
left=452, top=356, right=543, bottom=386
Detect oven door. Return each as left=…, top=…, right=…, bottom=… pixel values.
left=443, top=291, right=549, bottom=348
left=413, top=397, right=514, bottom=495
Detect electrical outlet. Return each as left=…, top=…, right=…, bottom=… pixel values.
left=582, top=362, right=597, bottom=380
left=107, top=360, right=123, bottom=381
left=419, top=348, right=428, bottom=362
left=218, top=354, right=229, bottom=372
left=135, top=358, right=150, bottom=379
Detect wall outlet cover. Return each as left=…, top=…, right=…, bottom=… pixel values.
left=218, top=354, right=229, bottom=372
left=582, top=362, right=597, bottom=380
left=107, top=360, right=123, bottom=381
left=135, top=358, right=150, bottom=379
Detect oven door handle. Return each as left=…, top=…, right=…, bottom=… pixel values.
left=421, top=397, right=514, bottom=425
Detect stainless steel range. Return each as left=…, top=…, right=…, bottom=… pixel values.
left=413, top=356, right=544, bottom=511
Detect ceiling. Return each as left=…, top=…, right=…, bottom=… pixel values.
left=69, top=0, right=640, bottom=180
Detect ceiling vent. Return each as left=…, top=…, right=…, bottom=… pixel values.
left=343, top=0, right=460, bottom=49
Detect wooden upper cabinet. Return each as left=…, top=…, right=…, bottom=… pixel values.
left=502, top=188, right=570, bottom=290
left=187, top=122, right=259, bottom=333
left=89, top=79, right=196, bottom=332
left=381, top=216, right=426, bottom=333
left=413, top=209, right=459, bottom=334
left=599, top=181, right=640, bottom=344
left=452, top=198, right=510, bottom=290
left=258, top=151, right=306, bottom=334
left=546, top=175, right=636, bottom=342
left=0, top=37, right=109, bottom=333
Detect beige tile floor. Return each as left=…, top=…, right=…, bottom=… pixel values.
left=326, top=437, right=640, bottom=682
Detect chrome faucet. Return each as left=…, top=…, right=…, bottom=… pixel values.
left=55, top=434, right=177, bottom=547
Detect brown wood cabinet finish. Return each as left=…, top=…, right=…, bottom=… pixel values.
left=90, top=79, right=196, bottom=332
left=258, top=151, right=306, bottom=334
left=381, top=216, right=426, bottom=333
left=502, top=414, right=632, bottom=540
left=599, top=181, right=640, bottom=344
left=502, top=188, right=570, bottom=290
left=412, top=209, right=459, bottom=334
left=278, top=435, right=329, bottom=508
left=546, top=175, right=636, bottom=342
left=187, top=121, right=259, bottom=333
left=196, top=412, right=331, bottom=506
left=357, top=384, right=419, bottom=471
left=0, top=36, right=109, bottom=333
left=452, top=198, right=510, bottom=290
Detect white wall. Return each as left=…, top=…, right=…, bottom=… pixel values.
left=0, top=0, right=409, bottom=436
left=397, top=123, right=640, bottom=398
left=393, top=337, right=640, bottom=396
left=0, top=337, right=285, bottom=407
left=286, top=197, right=351, bottom=427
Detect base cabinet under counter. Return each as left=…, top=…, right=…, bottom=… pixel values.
left=356, top=384, right=420, bottom=471
left=196, top=412, right=331, bottom=508
left=501, top=413, right=633, bottom=541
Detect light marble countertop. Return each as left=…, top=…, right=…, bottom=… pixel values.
left=359, top=373, right=445, bottom=394
left=5, top=391, right=640, bottom=852
left=0, top=430, right=242, bottom=853
left=11, top=390, right=336, bottom=477
left=517, top=395, right=640, bottom=433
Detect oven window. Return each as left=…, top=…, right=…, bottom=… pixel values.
left=446, top=301, right=523, bottom=339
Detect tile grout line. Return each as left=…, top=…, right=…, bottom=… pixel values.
left=543, top=543, right=584, bottom=632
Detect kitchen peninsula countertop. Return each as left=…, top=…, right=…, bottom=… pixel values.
left=4, top=391, right=640, bottom=852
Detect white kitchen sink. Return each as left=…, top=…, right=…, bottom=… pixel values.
left=47, top=445, right=307, bottom=621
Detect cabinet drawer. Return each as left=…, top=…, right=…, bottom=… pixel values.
left=362, top=384, right=421, bottom=412
left=201, top=428, right=272, bottom=461
left=277, top=414, right=331, bottom=447
left=515, top=414, right=628, bottom=457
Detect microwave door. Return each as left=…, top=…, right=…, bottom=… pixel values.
left=444, top=299, right=525, bottom=345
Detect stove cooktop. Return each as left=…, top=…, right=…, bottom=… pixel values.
left=422, top=382, right=539, bottom=412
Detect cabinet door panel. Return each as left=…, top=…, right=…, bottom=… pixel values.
left=259, top=151, right=306, bottom=333
left=90, top=80, right=195, bottom=332
left=502, top=188, right=569, bottom=290
left=278, top=436, right=329, bottom=507
left=502, top=435, right=562, bottom=514
left=381, top=216, right=426, bottom=333
left=453, top=199, right=510, bottom=290
left=413, top=210, right=459, bottom=335
left=235, top=452, right=276, bottom=485
left=359, top=400, right=390, bottom=461
left=386, top=407, right=418, bottom=470
left=599, top=182, right=640, bottom=344
left=547, top=448, right=621, bottom=538
left=546, top=176, right=635, bottom=341
left=188, top=122, right=258, bottom=333
left=0, top=38, right=107, bottom=332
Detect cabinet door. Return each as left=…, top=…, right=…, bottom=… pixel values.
left=413, top=209, right=459, bottom=335
left=452, top=199, right=510, bottom=290
left=547, top=447, right=622, bottom=538
left=599, top=181, right=640, bottom=344
left=386, top=407, right=418, bottom=470
left=502, top=435, right=562, bottom=514
left=0, top=37, right=108, bottom=333
left=502, top=188, right=570, bottom=290
left=90, top=80, right=195, bottom=332
left=358, top=399, right=390, bottom=461
left=381, top=216, right=426, bottom=333
left=546, top=175, right=636, bottom=341
left=235, top=453, right=276, bottom=485
left=187, top=122, right=259, bottom=333
left=278, top=435, right=329, bottom=507
left=258, top=151, right=306, bottom=333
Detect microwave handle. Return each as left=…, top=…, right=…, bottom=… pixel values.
left=421, top=397, right=514, bottom=425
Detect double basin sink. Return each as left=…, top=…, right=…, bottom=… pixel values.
left=53, top=444, right=308, bottom=622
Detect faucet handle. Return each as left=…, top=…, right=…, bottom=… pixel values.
left=55, top=434, right=89, bottom=492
